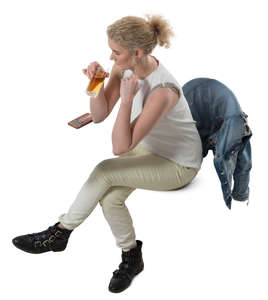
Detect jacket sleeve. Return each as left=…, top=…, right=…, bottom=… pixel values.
left=213, top=114, right=252, bottom=209
left=231, top=132, right=252, bottom=201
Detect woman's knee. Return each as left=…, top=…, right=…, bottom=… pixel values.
left=94, top=159, right=107, bottom=171
left=89, top=159, right=113, bottom=183
left=93, top=158, right=116, bottom=175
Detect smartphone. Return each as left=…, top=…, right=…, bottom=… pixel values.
left=68, top=113, right=93, bottom=129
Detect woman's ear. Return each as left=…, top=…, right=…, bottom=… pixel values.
left=135, top=48, right=144, bottom=59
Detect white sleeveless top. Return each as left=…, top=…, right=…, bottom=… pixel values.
left=121, top=58, right=203, bottom=170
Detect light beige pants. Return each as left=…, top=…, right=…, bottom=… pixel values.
left=59, top=144, right=198, bottom=251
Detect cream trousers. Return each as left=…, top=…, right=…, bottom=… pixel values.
left=59, top=144, right=198, bottom=251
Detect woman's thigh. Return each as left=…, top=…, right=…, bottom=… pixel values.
left=95, top=145, right=197, bottom=191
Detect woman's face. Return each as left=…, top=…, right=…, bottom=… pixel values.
left=108, top=37, right=135, bottom=69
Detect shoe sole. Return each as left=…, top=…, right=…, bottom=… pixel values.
left=12, top=239, right=65, bottom=254
left=109, top=263, right=144, bottom=293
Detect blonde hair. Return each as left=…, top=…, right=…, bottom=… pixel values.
left=106, top=15, right=174, bottom=55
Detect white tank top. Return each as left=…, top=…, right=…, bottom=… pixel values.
left=121, top=58, right=203, bottom=170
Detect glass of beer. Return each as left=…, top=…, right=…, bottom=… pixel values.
left=85, top=67, right=110, bottom=97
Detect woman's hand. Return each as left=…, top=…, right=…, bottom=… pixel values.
left=120, top=74, right=140, bottom=104
left=82, top=61, right=110, bottom=80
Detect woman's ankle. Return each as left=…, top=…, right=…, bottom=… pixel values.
left=57, top=223, right=66, bottom=230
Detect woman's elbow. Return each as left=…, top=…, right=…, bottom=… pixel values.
left=92, top=112, right=108, bottom=123
left=92, top=116, right=106, bottom=123
left=113, top=146, right=127, bottom=155
left=92, top=118, right=103, bottom=123
left=113, top=149, right=121, bottom=155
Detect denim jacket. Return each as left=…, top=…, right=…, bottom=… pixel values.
left=182, top=78, right=252, bottom=209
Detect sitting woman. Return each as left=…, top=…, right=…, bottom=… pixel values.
left=12, top=15, right=203, bottom=293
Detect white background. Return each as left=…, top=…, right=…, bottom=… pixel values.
left=1, top=0, right=267, bottom=298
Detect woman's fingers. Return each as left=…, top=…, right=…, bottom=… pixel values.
left=83, top=62, right=108, bottom=79
left=87, top=66, right=93, bottom=77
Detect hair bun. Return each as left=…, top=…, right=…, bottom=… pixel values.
left=145, top=14, right=174, bottom=48
left=149, top=19, right=160, bottom=35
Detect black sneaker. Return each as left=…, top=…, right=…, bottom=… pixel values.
left=12, top=222, right=72, bottom=254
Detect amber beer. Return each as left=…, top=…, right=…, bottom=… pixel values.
left=86, top=71, right=107, bottom=96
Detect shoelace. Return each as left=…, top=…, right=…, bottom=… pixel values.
left=113, top=268, right=129, bottom=279
left=112, top=262, right=135, bottom=280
